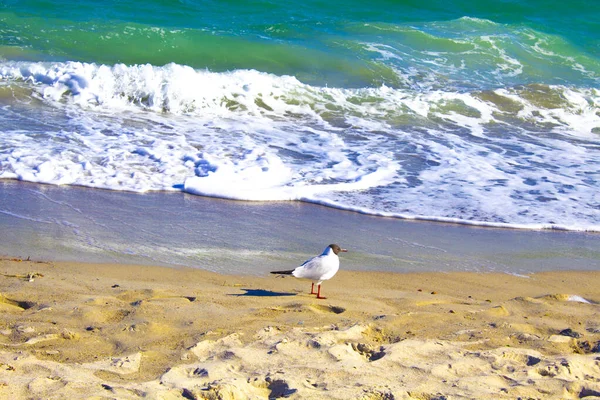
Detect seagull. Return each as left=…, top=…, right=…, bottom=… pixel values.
left=271, top=244, right=347, bottom=299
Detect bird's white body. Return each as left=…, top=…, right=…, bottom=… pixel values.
left=271, top=244, right=346, bottom=299
left=292, top=245, right=340, bottom=285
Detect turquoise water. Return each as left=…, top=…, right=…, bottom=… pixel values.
left=3, top=0, right=599, bottom=88
left=0, top=0, right=599, bottom=231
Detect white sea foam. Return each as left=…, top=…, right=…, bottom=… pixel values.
left=1, top=61, right=599, bottom=232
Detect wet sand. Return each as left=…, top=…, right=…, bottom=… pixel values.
left=1, top=180, right=599, bottom=276
left=1, top=257, right=599, bottom=399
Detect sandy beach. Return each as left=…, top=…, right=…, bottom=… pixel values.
left=1, top=257, right=599, bottom=399
left=3, top=0, right=600, bottom=397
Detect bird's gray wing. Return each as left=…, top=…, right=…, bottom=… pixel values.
left=299, top=255, right=315, bottom=267
left=294, top=256, right=326, bottom=280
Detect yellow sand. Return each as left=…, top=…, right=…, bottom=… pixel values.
left=1, top=257, right=599, bottom=399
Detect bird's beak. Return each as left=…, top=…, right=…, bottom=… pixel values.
left=341, top=248, right=348, bottom=252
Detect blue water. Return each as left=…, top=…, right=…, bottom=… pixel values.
left=1, top=0, right=599, bottom=231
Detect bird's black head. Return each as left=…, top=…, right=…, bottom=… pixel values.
left=329, top=244, right=348, bottom=255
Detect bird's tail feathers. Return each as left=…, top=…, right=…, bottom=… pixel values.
left=270, top=269, right=295, bottom=275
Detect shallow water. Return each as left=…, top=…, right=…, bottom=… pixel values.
left=1, top=181, right=598, bottom=275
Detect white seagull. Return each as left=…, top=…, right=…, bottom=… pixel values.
left=271, top=244, right=347, bottom=299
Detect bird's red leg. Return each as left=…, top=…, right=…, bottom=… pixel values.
left=316, top=284, right=326, bottom=300
left=310, top=282, right=317, bottom=295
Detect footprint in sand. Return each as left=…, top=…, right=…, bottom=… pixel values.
left=310, top=304, right=346, bottom=314
left=0, top=294, right=36, bottom=311
left=116, top=289, right=197, bottom=305
left=265, top=378, right=297, bottom=398
left=350, top=342, right=386, bottom=361
left=268, top=303, right=346, bottom=315
left=496, top=349, right=543, bottom=367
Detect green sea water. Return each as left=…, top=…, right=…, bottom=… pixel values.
left=2, top=0, right=599, bottom=88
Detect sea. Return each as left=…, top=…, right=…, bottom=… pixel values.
left=1, top=0, right=599, bottom=233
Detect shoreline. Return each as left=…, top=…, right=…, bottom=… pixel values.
left=3, top=179, right=600, bottom=234
left=1, top=181, right=599, bottom=276
left=1, top=258, right=599, bottom=399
